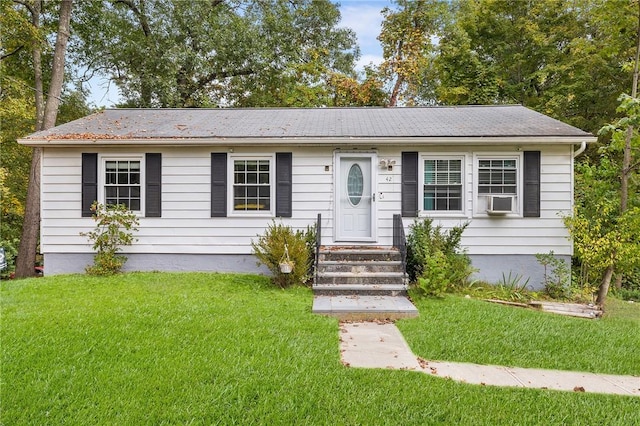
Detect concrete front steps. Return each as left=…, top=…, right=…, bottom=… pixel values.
left=312, top=246, right=418, bottom=320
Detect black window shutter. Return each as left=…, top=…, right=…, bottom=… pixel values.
left=145, top=153, right=162, bottom=217
left=81, top=153, right=98, bottom=217
left=523, top=151, right=541, bottom=217
left=211, top=153, right=227, bottom=217
left=401, top=152, right=419, bottom=217
left=276, top=152, right=292, bottom=218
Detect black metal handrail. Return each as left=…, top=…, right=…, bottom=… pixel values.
left=315, top=213, right=321, bottom=285
left=392, top=214, right=407, bottom=276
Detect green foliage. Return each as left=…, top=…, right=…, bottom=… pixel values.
left=378, top=0, right=449, bottom=105
left=461, top=278, right=535, bottom=304
left=80, top=202, right=139, bottom=275
left=73, top=0, right=358, bottom=108
left=415, top=252, right=449, bottom=297
left=0, top=238, right=19, bottom=279
left=406, top=218, right=473, bottom=297
left=536, top=251, right=571, bottom=299
left=251, top=220, right=314, bottom=288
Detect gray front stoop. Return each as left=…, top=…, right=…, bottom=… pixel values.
left=312, top=295, right=418, bottom=321
left=312, top=246, right=418, bottom=320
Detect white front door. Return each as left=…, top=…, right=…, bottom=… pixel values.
left=336, top=154, right=376, bottom=241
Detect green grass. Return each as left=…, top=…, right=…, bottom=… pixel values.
left=2, top=273, right=639, bottom=425
left=398, top=294, right=640, bottom=376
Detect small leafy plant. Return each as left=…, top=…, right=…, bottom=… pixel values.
left=81, top=202, right=139, bottom=276
left=252, top=220, right=315, bottom=288
left=407, top=218, right=473, bottom=297
left=536, top=251, right=571, bottom=299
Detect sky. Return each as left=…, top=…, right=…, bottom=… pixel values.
left=87, top=0, right=393, bottom=107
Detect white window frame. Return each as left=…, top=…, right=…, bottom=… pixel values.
left=98, top=154, right=145, bottom=214
left=419, top=154, right=467, bottom=217
left=473, top=153, right=523, bottom=217
left=228, top=154, right=275, bottom=217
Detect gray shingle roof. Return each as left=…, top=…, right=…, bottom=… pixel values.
left=23, top=105, right=594, bottom=141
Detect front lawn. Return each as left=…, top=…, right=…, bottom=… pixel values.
left=398, top=294, right=640, bottom=376
left=2, top=273, right=638, bottom=425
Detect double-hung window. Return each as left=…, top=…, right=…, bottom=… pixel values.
left=475, top=155, right=520, bottom=215
left=103, top=158, right=142, bottom=212
left=421, top=156, right=464, bottom=214
left=478, top=159, right=517, bottom=195
left=231, top=156, right=273, bottom=214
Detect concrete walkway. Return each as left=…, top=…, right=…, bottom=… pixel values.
left=340, top=322, right=640, bottom=397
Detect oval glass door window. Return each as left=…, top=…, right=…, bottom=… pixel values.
left=347, top=164, right=364, bottom=205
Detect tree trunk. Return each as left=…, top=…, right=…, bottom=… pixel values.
left=32, top=1, right=44, bottom=130
left=43, top=0, right=72, bottom=128
left=14, top=148, right=41, bottom=278
left=388, top=75, right=403, bottom=107
left=596, top=264, right=614, bottom=306
left=15, top=0, right=73, bottom=279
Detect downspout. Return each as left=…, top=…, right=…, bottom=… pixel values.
left=573, top=141, right=587, bottom=158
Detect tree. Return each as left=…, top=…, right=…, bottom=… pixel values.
left=377, top=0, right=448, bottom=106
left=586, top=94, right=640, bottom=304
left=73, top=0, right=359, bottom=108
left=434, top=18, right=498, bottom=105
left=14, top=0, right=73, bottom=278
left=434, top=0, right=636, bottom=134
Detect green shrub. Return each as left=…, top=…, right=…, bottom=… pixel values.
left=416, top=251, right=449, bottom=297
left=80, top=202, right=139, bottom=276
left=252, top=220, right=314, bottom=288
left=0, top=238, right=19, bottom=279
left=536, top=251, right=571, bottom=299
left=406, top=218, right=473, bottom=297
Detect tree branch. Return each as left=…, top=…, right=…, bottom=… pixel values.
left=0, top=45, right=24, bottom=61
left=194, top=67, right=256, bottom=90
left=113, top=0, right=151, bottom=37
left=13, top=0, right=35, bottom=17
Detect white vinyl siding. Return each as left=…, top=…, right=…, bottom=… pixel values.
left=39, top=144, right=573, bottom=259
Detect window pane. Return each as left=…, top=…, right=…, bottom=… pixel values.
left=504, top=171, right=516, bottom=184
left=129, top=200, right=140, bottom=211
left=118, top=172, right=129, bottom=184
left=106, top=187, right=117, bottom=197
left=422, top=158, right=463, bottom=211
left=232, top=158, right=272, bottom=212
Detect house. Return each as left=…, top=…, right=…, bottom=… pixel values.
left=19, top=106, right=596, bottom=288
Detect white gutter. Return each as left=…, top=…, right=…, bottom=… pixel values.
left=573, top=140, right=587, bottom=158
left=19, top=135, right=598, bottom=147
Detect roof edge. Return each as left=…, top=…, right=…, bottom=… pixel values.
left=19, top=135, right=597, bottom=147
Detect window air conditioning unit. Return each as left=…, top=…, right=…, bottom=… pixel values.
left=486, top=195, right=514, bottom=215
